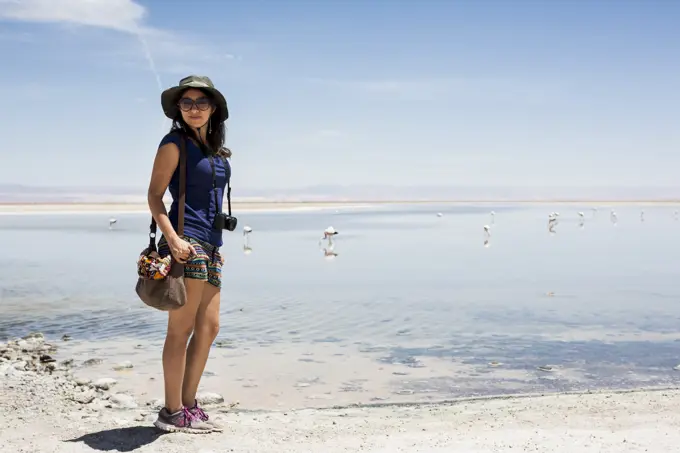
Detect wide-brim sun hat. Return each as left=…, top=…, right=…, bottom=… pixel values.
left=161, top=75, right=229, bottom=123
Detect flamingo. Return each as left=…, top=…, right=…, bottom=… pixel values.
left=242, top=225, right=253, bottom=253
left=322, top=226, right=339, bottom=240
left=575, top=213, right=584, bottom=229
left=319, top=226, right=340, bottom=257
left=319, top=226, right=339, bottom=250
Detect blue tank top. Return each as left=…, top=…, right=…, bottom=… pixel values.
left=159, top=133, right=231, bottom=247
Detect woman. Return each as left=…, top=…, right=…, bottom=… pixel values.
left=147, top=75, right=231, bottom=433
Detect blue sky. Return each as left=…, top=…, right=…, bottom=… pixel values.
left=0, top=0, right=678, bottom=193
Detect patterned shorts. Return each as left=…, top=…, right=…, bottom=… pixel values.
left=158, top=236, right=224, bottom=288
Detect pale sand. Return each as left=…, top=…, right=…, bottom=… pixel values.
left=3, top=335, right=680, bottom=452
left=4, top=381, right=680, bottom=452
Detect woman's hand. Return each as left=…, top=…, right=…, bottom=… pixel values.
left=168, top=236, right=196, bottom=263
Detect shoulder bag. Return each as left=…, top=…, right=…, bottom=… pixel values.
left=135, top=134, right=188, bottom=311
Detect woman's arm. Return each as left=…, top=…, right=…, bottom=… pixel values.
left=147, top=142, right=179, bottom=243
left=147, top=142, right=195, bottom=261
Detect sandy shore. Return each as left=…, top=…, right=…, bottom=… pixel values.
left=2, top=334, right=678, bottom=452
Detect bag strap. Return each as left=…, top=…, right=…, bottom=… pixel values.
left=177, top=135, right=187, bottom=234
left=148, top=134, right=187, bottom=252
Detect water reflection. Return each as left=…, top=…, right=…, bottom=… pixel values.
left=323, top=247, right=338, bottom=259
left=483, top=225, right=491, bottom=248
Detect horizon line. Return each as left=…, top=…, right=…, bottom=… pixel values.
left=1, top=199, right=680, bottom=206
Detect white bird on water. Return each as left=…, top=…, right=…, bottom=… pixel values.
left=610, top=209, right=618, bottom=224
left=322, top=226, right=339, bottom=240
left=319, top=227, right=339, bottom=258
left=242, top=225, right=253, bottom=254
left=108, top=218, right=117, bottom=229
left=319, top=226, right=339, bottom=251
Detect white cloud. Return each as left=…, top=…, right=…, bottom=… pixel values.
left=0, top=0, right=240, bottom=75
left=0, top=0, right=147, bottom=33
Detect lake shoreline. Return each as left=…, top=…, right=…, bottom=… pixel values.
left=2, top=332, right=678, bottom=452
left=0, top=199, right=679, bottom=215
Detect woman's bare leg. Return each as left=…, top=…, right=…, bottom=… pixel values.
left=162, top=278, right=206, bottom=412
left=182, top=283, right=220, bottom=407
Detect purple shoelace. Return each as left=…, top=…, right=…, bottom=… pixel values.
left=176, top=407, right=197, bottom=427
left=189, top=402, right=209, bottom=421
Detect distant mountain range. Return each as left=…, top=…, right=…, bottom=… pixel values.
left=0, top=184, right=678, bottom=203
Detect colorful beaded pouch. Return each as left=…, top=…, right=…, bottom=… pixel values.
left=137, top=250, right=173, bottom=281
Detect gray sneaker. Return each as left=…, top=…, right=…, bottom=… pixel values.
left=187, top=400, right=224, bottom=432
left=153, top=407, right=213, bottom=434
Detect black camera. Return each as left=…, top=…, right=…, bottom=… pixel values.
left=213, top=212, right=238, bottom=231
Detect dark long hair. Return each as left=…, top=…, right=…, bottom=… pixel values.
left=169, top=89, right=231, bottom=158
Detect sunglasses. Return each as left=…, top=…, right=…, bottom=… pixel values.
left=177, top=97, right=213, bottom=112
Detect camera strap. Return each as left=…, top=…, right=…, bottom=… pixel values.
left=208, top=154, right=232, bottom=217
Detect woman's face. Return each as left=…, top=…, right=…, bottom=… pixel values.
left=178, top=88, right=216, bottom=130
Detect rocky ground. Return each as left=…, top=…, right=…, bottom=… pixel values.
left=2, top=332, right=680, bottom=452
